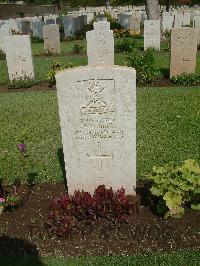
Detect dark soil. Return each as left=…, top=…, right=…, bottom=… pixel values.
left=0, top=182, right=199, bottom=257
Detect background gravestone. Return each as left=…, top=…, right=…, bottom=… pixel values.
left=144, top=20, right=160, bottom=50
left=4, top=35, right=34, bottom=81
left=86, top=21, right=114, bottom=66
left=32, top=21, right=44, bottom=39
left=21, top=20, right=31, bottom=34
left=43, top=24, right=60, bottom=54
left=0, top=24, right=12, bottom=52
left=56, top=66, right=136, bottom=195
left=130, top=13, right=141, bottom=33
left=170, top=28, right=198, bottom=77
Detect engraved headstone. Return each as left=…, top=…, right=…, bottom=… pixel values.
left=4, top=35, right=34, bottom=81
left=144, top=20, right=160, bottom=50
left=56, top=66, right=136, bottom=195
left=118, top=14, right=131, bottom=29
left=0, top=24, right=12, bottom=53
left=170, top=28, right=198, bottom=78
left=162, top=14, right=174, bottom=31
left=173, top=13, right=183, bottom=28
left=43, top=24, right=60, bottom=54
left=63, top=15, right=78, bottom=37
left=86, top=21, right=114, bottom=66
left=130, top=13, right=141, bottom=33
left=46, top=19, right=55, bottom=25
left=32, top=21, right=44, bottom=39
left=21, top=20, right=31, bottom=34
left=183, top=12, right=190, bottom=26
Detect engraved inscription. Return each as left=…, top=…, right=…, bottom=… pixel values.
left=75, top=79, right=124, bottom=140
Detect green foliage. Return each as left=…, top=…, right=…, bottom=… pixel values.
left=74, top=23, right=93, bottom=40
left=47, top=59, right=74, bottom=86
left=0, top=50, right=6, bottom=60
left=31, top=36, right=43, bottom=43
left=171, top=73, right=200, bottom=86
left=8, top=79, right=37, bottom=89
left=125, top=48, right=159, bottom=84
left=146, top=160, right=200, bottom=218
left=59, top=24, right=65, bottom=41
left=115, top=38, right=136, bottom=53
left=72, top=43, right=84, bottom=54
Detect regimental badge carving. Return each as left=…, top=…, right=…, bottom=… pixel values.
left=80, top=79, right=115, bottom=115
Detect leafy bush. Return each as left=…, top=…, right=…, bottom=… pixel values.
left=59, top=24, right=65, bottom=41
left=47, top=59, right=74, bottom=86
left=72, top=43, right=84, bottom=54
left=171, top=73, right=200, bottom=86
left=115, top=38, right=136, bottom=53
left=46, top=185, right=137, bottom=237
left=8, top=79, right=37, bottom=89
left=125, top=48, right=159, bottom=84
left=31, top=36, right=43, bottom=43
left=0, top=50, right=6, bottom=60
left=146, top=160, right=200, bottom=218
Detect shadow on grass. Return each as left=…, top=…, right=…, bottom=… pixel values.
left=57, top=147, right=68, bottom=192
left=0, top=235, right=46, bottom=266
left=160, top=68, right=170, bottom=79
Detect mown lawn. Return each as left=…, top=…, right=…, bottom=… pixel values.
left=1, top=249, right=200, bottom=266
left=0, top=38, right=200, bottom=85
left=0, top=87, right=200, bottom=184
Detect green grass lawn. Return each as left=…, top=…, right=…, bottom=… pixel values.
left=1, top=249, right=200, bottom=266
left=0, top=87, right=200, bottom=184
left=0, top=38, right=199, bottom=85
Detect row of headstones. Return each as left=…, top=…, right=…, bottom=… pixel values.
left=2, top=21, right=198, bottom=82
left=54, top=8, right=199, bottom=195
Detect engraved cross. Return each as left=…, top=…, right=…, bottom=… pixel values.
left=87, top=142, right=112, bottom=178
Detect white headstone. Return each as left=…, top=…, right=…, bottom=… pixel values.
left=0, top=24, right=12, bottom=53
left=86, top=21, right=114, bottom=66
left=43, top=24, right=60, bottom=54
left=183, top=12, right=190, bottom=26
left=173, top=13, right=183, bottom=28
left=4, top=35, right=34, bottom=81
left=162, top=14, right=174, bottom=31
left=144, top=20, right=160, bottom=50
left=56, top=66, right=136, bottom=195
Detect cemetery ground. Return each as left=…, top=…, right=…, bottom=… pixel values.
left=0, top=37, right=200, bottom=89
left=0, top=38, right=200, bottom=264
left=0, top=87, right=200, bottom=263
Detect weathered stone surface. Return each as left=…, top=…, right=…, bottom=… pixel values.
left=0, top=24, right=12, bottom=52
left=43, top=24, right=60, bottom=54
left=170, top=28, right=198, bottom=77
left=173, top=13, right=183, bottom=28
left=4, top=35, right=34, bottom=81
left=144, top=20, right=160, bottom=50
left=118, top=14, right=131, bottom=29
left=130, top=13, right=141, bottom=33
left=63, top=15, right=78, bottom=37
left=56, top=66, right=136, bottom=195
left=21, top=20, right=31, bottom=34
left=86, top=21, right=114, bottom=66
left=162, top=14, right=174, bottom=31
left=183, top=12, right=190, bottom=26
left=32, top=21, right=44, bottom=39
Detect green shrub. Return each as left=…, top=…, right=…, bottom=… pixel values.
left=171, top=73, right=200, bottom=86
left=8, top=79, right=37, bottom=89
left=31, top=36, right=43, bottom=43
left=115, top=38, right=136, bottom=53
left=47, top=59, right=74, bottom=86
left=0, top=50, right=6, bottom=60
left=146, top=160, right=200, bottom=218
left=125, top=48, right=159, bottom=84
left=72, top=43, right=84, bottom=54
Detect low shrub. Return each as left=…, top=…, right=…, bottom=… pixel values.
left=115, top=38, right=136, bottom=53
left=31, top=36, right=43, bottom=43
left=171, top=73, right=200, bottom=86
left=8, top=79, right=37, bottom=89
left=47, top=59, right=74, bottom=86
left=46, top=185, right=137, bottom=237
left=0, top=50, right=6, bottom=60
left=146, top=160, right=200, bottom=218
left=125, top=48, right=159, bottom=84
left=72, top=43, right=84, bottom=54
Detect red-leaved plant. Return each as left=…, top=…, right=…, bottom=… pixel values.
left=46, top=185, right=137, bottom=237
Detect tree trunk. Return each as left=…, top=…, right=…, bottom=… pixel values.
left=145, top=0, right=160, bottom=20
